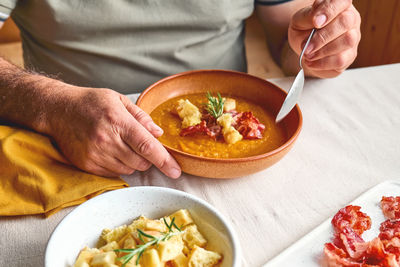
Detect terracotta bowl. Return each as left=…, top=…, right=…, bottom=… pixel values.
left=137, top=70, right=302, bottom=178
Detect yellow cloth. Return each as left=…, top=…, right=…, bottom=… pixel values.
left=0, top=126, right=128, bottom=217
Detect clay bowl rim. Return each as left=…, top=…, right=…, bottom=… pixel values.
left=136, top=69, right=303, bottom=163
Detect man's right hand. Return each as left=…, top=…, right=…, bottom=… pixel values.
left=47, top=85, right=182, bottom=178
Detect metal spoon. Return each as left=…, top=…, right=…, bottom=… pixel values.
left=275, top=28, right=316, bottom=123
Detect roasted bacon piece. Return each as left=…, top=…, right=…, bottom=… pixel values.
left=362, top=238, right=391, bottom=266
left=180, top=120, right=221, bottom=139
left=379, top=219, right=400, bottom=259
left=324, top=201, right=400, bottom=267
left=201, top=113, right=217, bottom=126
left=332, top=205, right=372, bottom=236
left=233, top=111, right=265, bottom=139
left=382, top=237, right=400, bottom=260
left=379, top=220, right=400, bottom=241
left=323, top=243, right=359, bottom=267
left=324, top=237, right=400, bottom=267
left=381, top=197, right=400, bottom=220
left=182, top=111, right=265, bottom=141
left=332, top=226, right=365, bottom=259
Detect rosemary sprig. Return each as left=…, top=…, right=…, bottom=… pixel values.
left=205, top=92, right=225, bottom=119
left=114, top=217, right=183, bottom=267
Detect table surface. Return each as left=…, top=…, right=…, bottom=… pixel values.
left=1, top=63, right=400, bottom=267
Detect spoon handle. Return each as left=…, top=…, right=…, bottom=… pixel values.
left=275, top=29, right=316, bottom=123
left=299, top=28, right=316, bottom=69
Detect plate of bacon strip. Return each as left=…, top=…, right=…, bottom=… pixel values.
left=264, top=180, right=400, bottom=267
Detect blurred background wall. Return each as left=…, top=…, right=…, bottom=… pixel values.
left=352, top=0, right=400, bottom=68
left=0, top=0, right=399, bottom=79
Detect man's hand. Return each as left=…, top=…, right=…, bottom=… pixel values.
left=0, top=57, right=181, bottom=178
left=48, top=86, right=181, bottom=178
left=289, top=0, right=361, bottom=78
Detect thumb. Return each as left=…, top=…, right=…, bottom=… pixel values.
left=120, top=95, right=164, bottom=138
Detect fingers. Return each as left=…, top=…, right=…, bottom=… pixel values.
left=79, top=158, right=131, bottom=178
left=90, top=165, right=122, bottom=178
left=305, top=8, right=359, bottom=55
left=88, top=145, right=137, bottom=176
left=306, top=69, right=343, bottom=78
left=75, top=133, right=152, bottom=177
left=120, top=95, right=164, bottom=138
left=312, top=0, right=353, bottom=28
left=81, top=139, right=150, bottom=177
left=304, top=48, right=356, bottom=72
left=289, top=1, right=361, bottom=78
left=122, top=119, right=181, bottom=179
left=55, top=88, right=180, bottom=178
left=99, top=156, right=136, bottom=176
left=112, top=94, right=180, bottom=178
left=114, top=137, right=152, bottom=171
left=305, top=28, right=360, bottom=61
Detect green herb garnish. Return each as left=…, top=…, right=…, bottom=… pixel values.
left=205, top=92, right=225, bottom=119
left=114, top=217, right=183, bottom=267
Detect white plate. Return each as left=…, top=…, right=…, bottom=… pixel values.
left=263, top=180, right=400, bottom=267
left=45, top=186, right=241, bottom=267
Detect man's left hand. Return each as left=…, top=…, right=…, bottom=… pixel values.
left=289, top=0, right=361, bottom=78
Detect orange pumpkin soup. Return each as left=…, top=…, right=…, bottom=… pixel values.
left=150, top=93, right=286, bottom=158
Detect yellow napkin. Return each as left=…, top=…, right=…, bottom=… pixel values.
left=0, top=125, right=128, bottom=217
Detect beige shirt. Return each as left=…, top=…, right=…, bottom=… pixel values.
left=0, top=0, right=288, bottom=93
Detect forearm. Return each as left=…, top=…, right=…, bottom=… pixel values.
left=0, top=57, right=70, bottom=134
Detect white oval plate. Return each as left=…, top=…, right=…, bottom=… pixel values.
left=263, top=180, right=400, bottom=267
left=45, top=186, right=241, bottom=267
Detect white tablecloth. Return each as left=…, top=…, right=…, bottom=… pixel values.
left=1, top=64, right=400, bottom=267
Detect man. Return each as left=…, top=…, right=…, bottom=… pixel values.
left=0, top=0, right=360, bottom=178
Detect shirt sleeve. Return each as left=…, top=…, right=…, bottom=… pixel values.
left=255, top=0, right=293, bottom=5
left=0, top=0, right=17, bottom=22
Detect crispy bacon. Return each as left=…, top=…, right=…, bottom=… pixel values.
left=181, top=111, right=264, bottom=141
left=333, top=227, right=365, bottom=259
left=332, top=205, right=372, bottom=236
left=324, top=201, right=400, bottom=267
left=324, top=237, right=400, bottom=267
left=363, top=238, right=389, bottom=265
left=201, top=113, right=217, bottom=126
left=323, top=242, right=364, bottom=267
left=180, top=120, right=220, bottom=139
left=379, top=220, right=400, bottom=241
left=233, top=111, right=265, bottom=139
left=323, top=243, right=351, bottom=266
left=381, top=197, right=400, bottom=220
left=380, top=220, right=400, bottom=261
left=382, top=237, right=400, bottom=260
